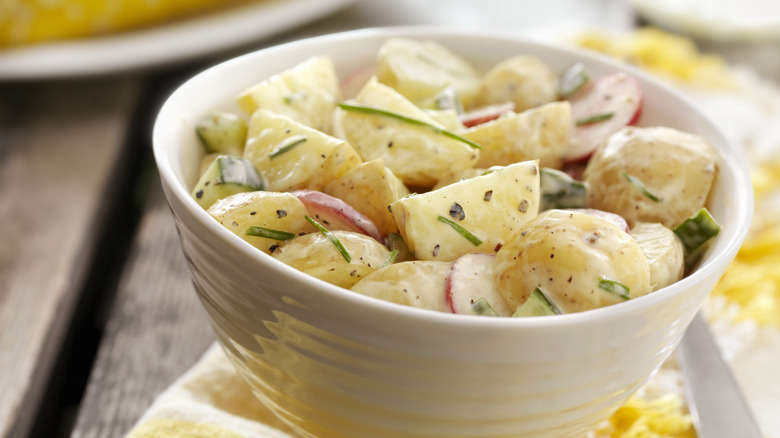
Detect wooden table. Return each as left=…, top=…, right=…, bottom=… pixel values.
left=0, top=1, right=770, bottom=437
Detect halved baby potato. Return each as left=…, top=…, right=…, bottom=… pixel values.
left=273, top=230, right=391, bottom=289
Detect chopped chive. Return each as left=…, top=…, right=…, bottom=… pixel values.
left=338, top=102, right=482, bottom=149
left=622, top=171, right=662, bottom=202
left=576, top=112, right=614, bottom=126
left=560, top=62, right=590, bottom=98
left=471, top=298, right=498, bottom=316
left=270, top=137, right=307, bottom=159
left=283, top=91, right=307, bottom=104
left=598, top=276, right=631, bottom=300
left=437, top=215, right=482, bottom=246
left=246, top=226, right=296, bottom=241
left=673, top=208, right=721, bottom=254
left=305, top=216, right=351, bottom=262
left=532, top=288, right=562, bottom=315
left=383, top=248, right=399, bottom=267
left=540, top=167, right=587, bottom=210
left=480, top=165, right=504, bottom=177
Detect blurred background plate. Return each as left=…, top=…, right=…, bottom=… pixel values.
left=632, top=0, right=780, bottom=42
left=0, top=0, right=355, bottom=81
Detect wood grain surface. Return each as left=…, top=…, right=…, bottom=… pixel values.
left=0, top=78, right=141, bottom=438
left=69, top=180, right=215, bottom=438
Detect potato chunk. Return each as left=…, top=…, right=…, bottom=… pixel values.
left=631, top=222, right=685, bottom=291
left=584, top=126, right=718, bottom=228
left=376, top=38, right=481, bottom=108
left=324, top=159, right=410, bottom=237
left=390, top=160, right=540, bottom=262
left=463, top=101, right=572, bottom=169
left=493, top=209, right=652, bottom=313
left=236, top=56, right=340, bottom=134
left=350, top=261, right=452, bottom=312
left=273, top=230, right=391, bottom=289
left=207, top=191, right=315, bottom=254
left=475, top=55, right=558, bottom=112
left=244, top=109, right=360, bottom=192
left=335, top=77, right=479, bottom=187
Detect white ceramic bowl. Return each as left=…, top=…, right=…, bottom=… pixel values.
left=153, top=27, right=753, bottom=438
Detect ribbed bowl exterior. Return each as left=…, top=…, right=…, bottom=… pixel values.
left=154, top=27, right=753, bottom=438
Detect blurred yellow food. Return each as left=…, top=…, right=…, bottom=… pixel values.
left=577, top=27, right=780, bottom=436
left=576, top=27, right=738, bottom=90
left=710, top=160, right=780, bottom=329
left=591, top=393, right=695, bottom=438
left=0, top=0, right=253, bottom=47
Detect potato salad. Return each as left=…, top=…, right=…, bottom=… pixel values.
left=190, top=38, right=722, bottom=317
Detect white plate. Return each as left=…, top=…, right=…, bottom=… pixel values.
left=0, top=0, right=355, bottom=80
left=632, top=0, right=780, bottom=42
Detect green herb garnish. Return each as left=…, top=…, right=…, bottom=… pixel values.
left=283, top=92, right=307, bottom=104
left=471, top=298, right=498, bottom=316
left=560, top=62, right=590, bottom=98
left=576, top=112, right=614, bottom=126
left=305, top=216, right=351, bottom=262
left=338, top=102, right=482, bottom=149
left=673, top=208, right=721, bottom=254
left=437, top=215, right=482, bottom=246
left=383, top=248, right=399, bottom=267
left=270, top=137, right=307, bottom=159
left=598, top=276, right=631, bottom=300
left=622, top=171, right=663, bottom=202
left=246, top=226, right=296, bottom=241
left=513, top=288, right=562, bottom=317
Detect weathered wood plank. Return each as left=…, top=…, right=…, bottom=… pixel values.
left=70, top=179, right=215, bottom=438
left=0, top=77, right=142, bottom=438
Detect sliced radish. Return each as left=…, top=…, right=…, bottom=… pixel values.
left=460, top=102, right=515, bottom=128
left=565, top=72, right=643, bottom=163
left=568, top=208, right=629, bottom=233
left=340, top=64, right=376, bottom=100
left=446, top=253, right=513, bottom=316
left=291, top=190, right=383, bottom=242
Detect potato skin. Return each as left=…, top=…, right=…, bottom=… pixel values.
left=273, top=230, right=390, bottom=289
left=584, top=126, right=718, bottom=228
left=208, top=191, right=315, bottom=254
left=475, top=55, right=558, bottom=112
left=350, top=261, right=452, bottom=312
left=630, top=222, right=684, bottom=291
left=324, top=159, right=409, bottom=237
left=464, top=101, right=571, bottom=169
left=493, top=209, right=652, bottom=313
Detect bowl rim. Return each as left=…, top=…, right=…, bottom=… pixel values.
left=153, top=25, right=754, bottom=329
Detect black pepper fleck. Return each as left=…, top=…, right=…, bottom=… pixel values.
left=518, top=200, right=529, bottom=213
left=484, top=190, right=493, bottom=201
left=276, top=209, right=287, bottom=218
left=449, top=203, right=465, bottom=221
left=195, top=189, right=203, bottom=199
left=432, top=244, right=440, bottom=257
